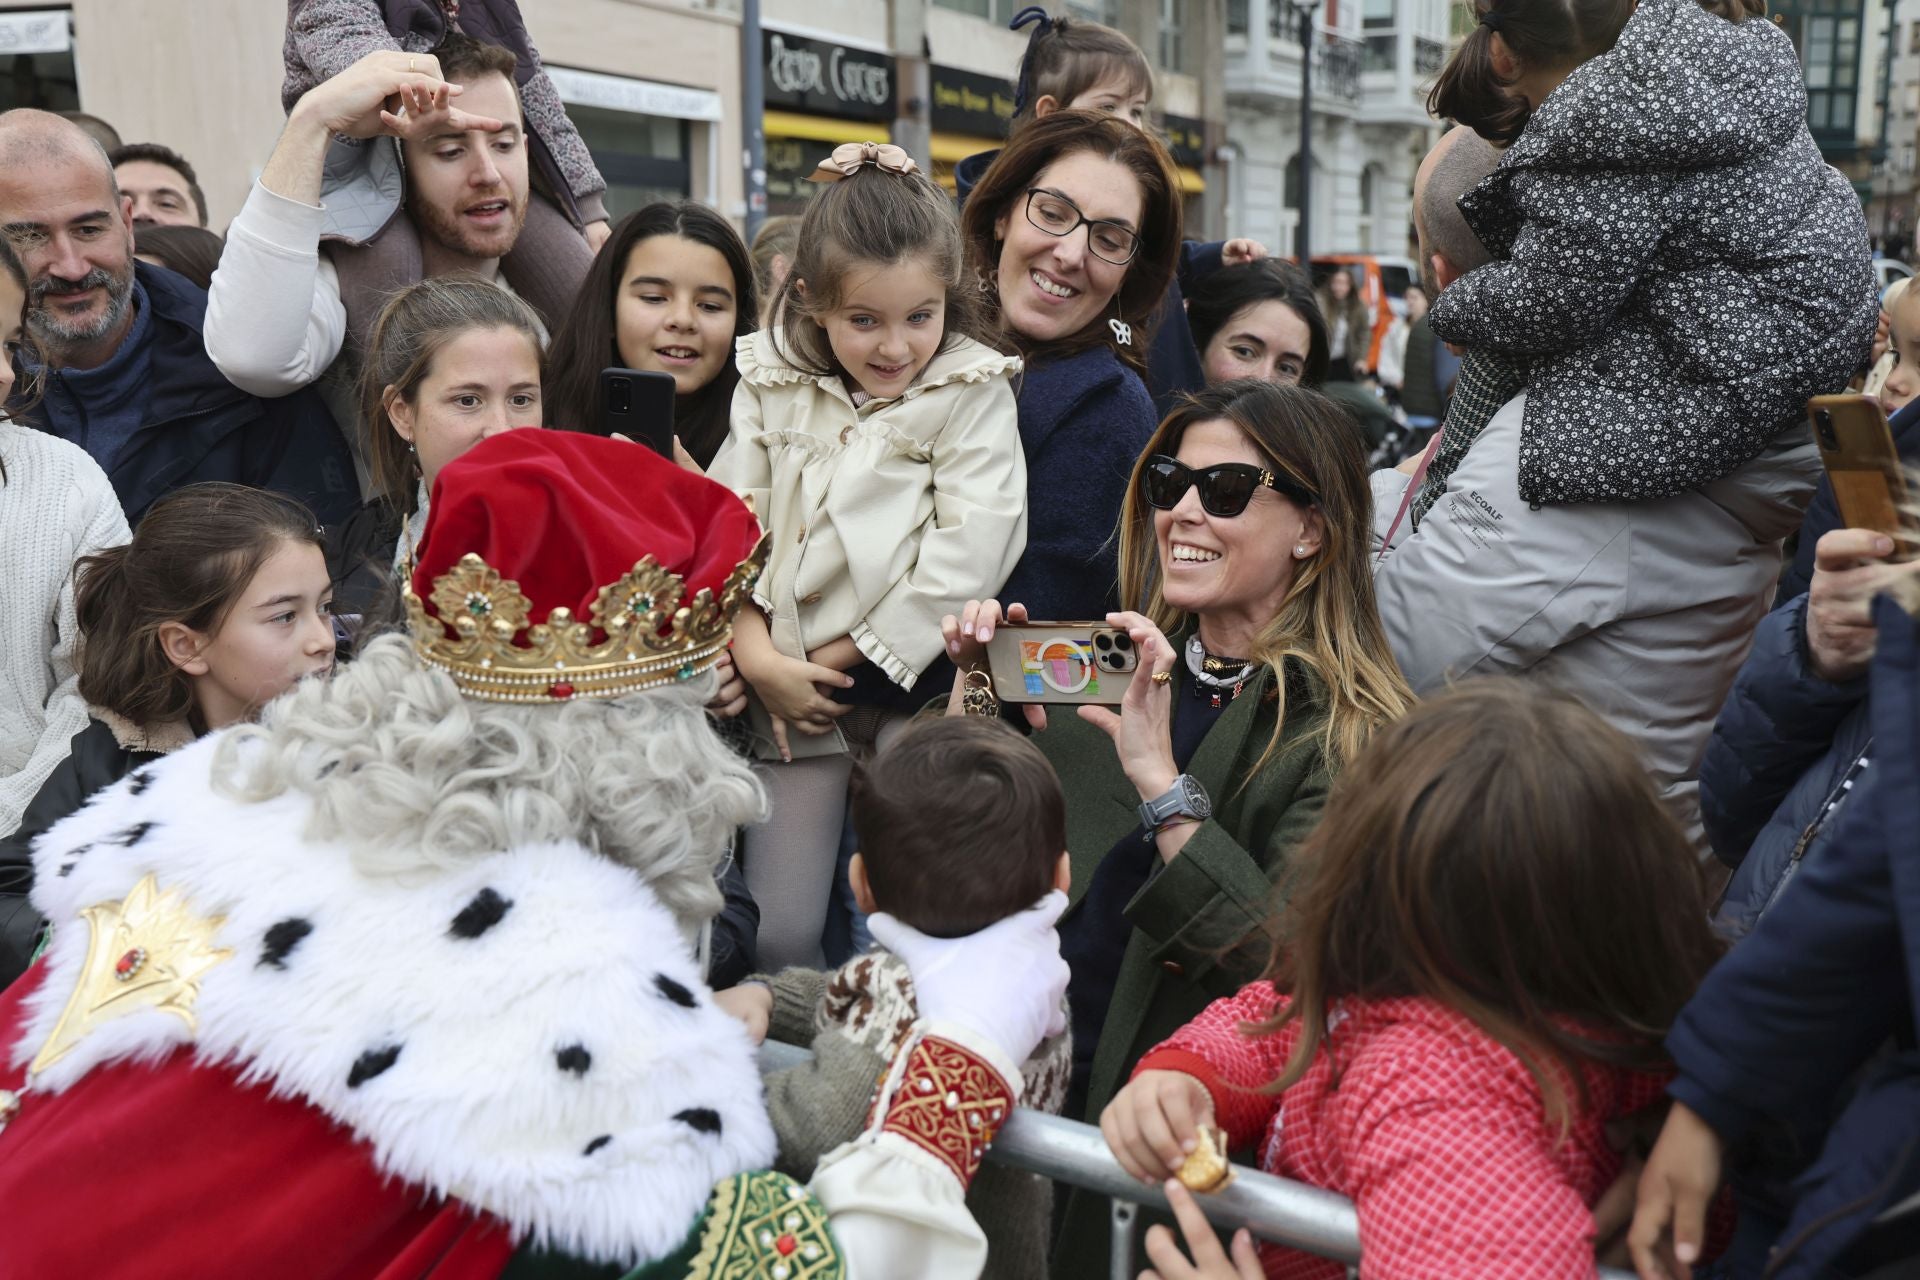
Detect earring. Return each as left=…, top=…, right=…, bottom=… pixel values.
left=1293, top=545, right=1310, bottom=559
left=1109, top=316, right=1133, bottom=346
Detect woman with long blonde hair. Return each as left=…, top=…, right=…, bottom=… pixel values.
left=940, top=378, right=1412, bottom=1266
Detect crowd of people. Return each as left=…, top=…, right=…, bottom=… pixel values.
left=0, top=0, right=1916, bottom=1277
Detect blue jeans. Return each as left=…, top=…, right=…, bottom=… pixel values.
left=820, top=799, right=872, bottom=965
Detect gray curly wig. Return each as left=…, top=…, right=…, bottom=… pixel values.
left=211, top=635, right=766, bottom=936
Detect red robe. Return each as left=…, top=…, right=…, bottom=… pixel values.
left=0, top=964, right=516, bottom=1280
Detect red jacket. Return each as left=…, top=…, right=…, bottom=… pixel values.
left=0, top=964, right=514, bottom=1280
left=1134, top=986, right=1668, bottom=1280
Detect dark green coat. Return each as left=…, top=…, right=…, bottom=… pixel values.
left=1041, top=656, right=1333, bottom=1120
left=1043, top=657, right=1334, bottom=1275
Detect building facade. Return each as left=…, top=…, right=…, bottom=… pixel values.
left=1221, top=0, right=1448, bottom=257
left=0, top=0, right=1229, bottom=237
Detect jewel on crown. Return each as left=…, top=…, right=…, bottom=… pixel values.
left=401, top=534, right=770, bottom=704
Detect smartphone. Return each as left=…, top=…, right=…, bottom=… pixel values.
left=983, top=623, right=1140, bottom=706
left=599, top=367, right=678, bottom=457
left=1807, top=394, right=1911, bottom=537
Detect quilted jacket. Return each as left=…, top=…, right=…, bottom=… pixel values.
left=1426, top=0, right=1878, bottom=505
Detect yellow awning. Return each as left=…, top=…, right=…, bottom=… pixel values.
left=763, top=110, right=892, bottom=146
left=1176, top=164, right=1205, bottom=194
left=930, top=131, right=999, bottom=165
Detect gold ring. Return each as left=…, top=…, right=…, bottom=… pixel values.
left=409, top=56, right=418, bottom=72
left=1150, top=669, right=1173, bottom=687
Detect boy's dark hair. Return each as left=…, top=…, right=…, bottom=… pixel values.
left=432, top=31, right=519, bottom=86
left=850, top=717, right=1065, bottom=938
left=75, top=483, right=326, bottom=728
left=134, top=224, right=224, bottom=291
left=109, top=142, right=209, bottom=226
left=1185, top=258, right=1330, bottom=388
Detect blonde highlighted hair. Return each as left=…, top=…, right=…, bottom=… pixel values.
left=1116, top=380, right=1413, bottom=773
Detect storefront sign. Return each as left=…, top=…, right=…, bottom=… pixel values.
left=547, top=67, right=722, bottom=123
left=0, top=9, right=70, bottom=55
left=763, top=31, right=895, bottom=121
left=1163, top=114, right=1208, bottom=169
left=931, top=67, right=1015, bottom=139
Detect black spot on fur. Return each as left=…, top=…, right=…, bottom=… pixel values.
left=654, top=974, right=697, bottom=1008
left=347, top=1044, right=402, bottom=1088
left=448, top=888, right=511, bottom=939
left=583, top=1134, right=612, bottom=1156
left=675, top=1108, right=722, bottom=1135
left=56, top=847, right=88, bottom=878
left=106, top=822, right=154, bottom=847
left=258, top=918, right=314, bottom=969
left=127, top=770, right=153, bottom=796
left=555, top=1044, right=592, bottom=1075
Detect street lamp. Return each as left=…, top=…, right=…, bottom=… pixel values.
left=1291, top=0, right=1322, bottom=261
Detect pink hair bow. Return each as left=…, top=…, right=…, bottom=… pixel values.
left=807, top=141, right=921, bottom=184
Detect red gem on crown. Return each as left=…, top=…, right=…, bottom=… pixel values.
left=548, top=682, right=576, bottom=700
left=114, top=947, right=148, bottom=982
left=774, top=1234, right=798, bottom=1257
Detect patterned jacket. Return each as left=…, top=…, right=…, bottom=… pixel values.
left=1135, top=986, right=1673, bottom=1280
left=1426, top=0, right=1877, bottom=505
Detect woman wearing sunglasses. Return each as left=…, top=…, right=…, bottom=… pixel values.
left=959, top=110, right=1185, bottom=628
left=940, top=378, right=1412, bottom=1268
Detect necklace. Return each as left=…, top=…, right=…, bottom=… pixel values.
left=1184, top=636, right=1254, bottom=709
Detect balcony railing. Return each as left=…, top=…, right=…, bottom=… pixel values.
left=1415, top=35, right=1447, bottom=75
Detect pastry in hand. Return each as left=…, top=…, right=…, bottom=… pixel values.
left=1175, top=1125, right=1235, bottom=1193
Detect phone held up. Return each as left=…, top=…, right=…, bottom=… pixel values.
left=1807, top=395, right=1913, bottom=538
left=983, top=623, right=1140, bottom=706
left=598, top=367, right=678, bottom=457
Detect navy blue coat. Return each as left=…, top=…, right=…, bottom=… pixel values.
left=12, top=262, right=358, bottom=525
left=997, top=345, right=1158, bottom=621
left=1669, top=597, right=1920, bottom=1278
left=1699, top=594, right=1873, bottom=938
left=1776, top=395, right=1920, bottom=606
left=956, top=148, right=1215, bottom=420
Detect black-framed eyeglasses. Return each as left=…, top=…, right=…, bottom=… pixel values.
left=1023, top=189, right=1141, bottom=266
left=1141, top=454, right=1316, bottom=517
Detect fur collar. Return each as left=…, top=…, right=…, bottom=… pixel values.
left=15, top=732, right=775, bottom=1267
left=94, top=706, right=195, bottom=755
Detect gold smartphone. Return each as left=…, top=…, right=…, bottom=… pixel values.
left=982, top=623, right=1140, bottom=706
left=1808, top=394, right=1911, bottom=537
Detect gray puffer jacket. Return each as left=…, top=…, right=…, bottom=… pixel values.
left=1427, top=0, right=1877, bottom=505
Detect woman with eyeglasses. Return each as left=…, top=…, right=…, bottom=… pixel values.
left=959, top=110, right=1185, bottom=627
left=939, top=379, right=1412, bottom=1266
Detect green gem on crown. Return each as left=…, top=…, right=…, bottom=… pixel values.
left=466, top=595, right=492, bottom=617
left=631, top=593, right=654, bottom=614
left=676, top=663, right=696, bottom=681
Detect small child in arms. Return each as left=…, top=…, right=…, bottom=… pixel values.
left=722, top=716, right=1072, bottom=1280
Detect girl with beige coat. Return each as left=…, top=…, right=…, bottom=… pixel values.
left=708, top=144, right=1027, bottom=968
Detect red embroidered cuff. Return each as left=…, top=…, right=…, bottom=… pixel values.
left=875, top=1035, right=1016, bottom=1188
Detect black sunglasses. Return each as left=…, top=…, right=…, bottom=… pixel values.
left=1141, top=454, right=1316, bottom=517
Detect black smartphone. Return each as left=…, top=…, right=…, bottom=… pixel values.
left=598, top=367, right=678, bottom=457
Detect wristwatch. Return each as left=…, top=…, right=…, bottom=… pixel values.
left=1138, top=774, right=1212, bottom=832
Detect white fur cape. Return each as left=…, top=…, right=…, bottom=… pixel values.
left=13, top=731, right=777, bottom=1267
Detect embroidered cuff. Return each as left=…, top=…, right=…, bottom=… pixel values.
left=871, top=1034, right=1015, bottom=1189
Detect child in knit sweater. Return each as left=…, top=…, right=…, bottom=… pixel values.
left=1102, top=683, right=1725, bottom=1280
left=721, top=717, right=1072, bottom=1280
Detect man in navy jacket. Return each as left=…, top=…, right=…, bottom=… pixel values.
left=0, top=110, right=354, bottom=524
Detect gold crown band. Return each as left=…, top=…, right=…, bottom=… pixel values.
left=402, top=535, right=769, bottom=705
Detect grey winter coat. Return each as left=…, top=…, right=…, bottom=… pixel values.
left=1426, top=0, right=1877, bottom=505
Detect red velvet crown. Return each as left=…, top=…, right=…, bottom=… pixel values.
left=402, top=431, right=766, bottom=703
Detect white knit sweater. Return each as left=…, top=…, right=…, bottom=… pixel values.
left=0, top=424, right=129, bottom=837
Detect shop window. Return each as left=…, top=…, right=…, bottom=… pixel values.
left=0, top=10, right=78, bottom=115
left=566, top=104, right=692, bottom=219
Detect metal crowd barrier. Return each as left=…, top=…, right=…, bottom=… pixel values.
left=758, top=1041, right=1638, bottom=1279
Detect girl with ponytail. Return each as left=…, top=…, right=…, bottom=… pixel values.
left=0, top=484, right=334, bottom=987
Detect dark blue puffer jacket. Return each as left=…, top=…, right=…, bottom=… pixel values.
left=1699, top=594, right=1873, bottom=939
left=1668, top=596, right=1920, bottom=1279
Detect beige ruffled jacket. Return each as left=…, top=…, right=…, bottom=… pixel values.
left=710, top=330, right=1027, bottom=748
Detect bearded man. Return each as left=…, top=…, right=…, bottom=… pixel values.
left=0, top=431, right=1069, bottom=1278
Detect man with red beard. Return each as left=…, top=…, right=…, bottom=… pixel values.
left=204, top=35, right=550, bottom=473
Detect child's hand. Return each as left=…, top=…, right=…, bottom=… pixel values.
left=706, top=653, right=748, bottom=719
left=1102, top=1070, right=1216, bottom=1184
left=713, top=984, right=772, bottom=1044
left=1220, top=238, right=1268, bottom=267
left=741, top=650, right=853, bottom=761
left=1627, top=1101, right=1724, bottom=1280
left=1139, top=1180, right=1264, bottom=1280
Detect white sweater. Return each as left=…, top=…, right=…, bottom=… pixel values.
left=0, top=425, right=130, bottom=837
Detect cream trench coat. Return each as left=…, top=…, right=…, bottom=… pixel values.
left=710, top=330, right=1027, bottom=757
